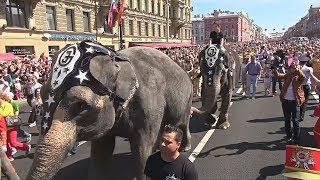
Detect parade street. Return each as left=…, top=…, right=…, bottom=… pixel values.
left=4, top=81, right=319, bottom=180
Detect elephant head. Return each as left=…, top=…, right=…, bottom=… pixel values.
left=199, top=45, right=230, bottom=110
left=27, top=41, right=138, bottom=179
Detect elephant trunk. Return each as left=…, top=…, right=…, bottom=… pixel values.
left=27, top=107, right=76, bottom=180
left=201, top=77, right=221, bottom=113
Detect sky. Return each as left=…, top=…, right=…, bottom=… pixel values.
left=193, top=0, right=319, bottom=35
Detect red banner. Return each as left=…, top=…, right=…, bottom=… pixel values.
left=285, top=145, right=320, bottom=174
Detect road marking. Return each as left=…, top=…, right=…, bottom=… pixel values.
left=188, top=97, right=235, bottom=163
left=311, top=91, right=319, bottom=103
left=236, top=87, right=243, bottom=94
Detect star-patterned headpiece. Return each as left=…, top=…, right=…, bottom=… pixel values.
left=40, top=41, right=123, bottom=135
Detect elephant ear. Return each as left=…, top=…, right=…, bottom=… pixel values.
left=114, top=58, right=139, bottom=108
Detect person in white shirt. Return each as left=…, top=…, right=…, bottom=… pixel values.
left=299, top=55, right=320, bottom=121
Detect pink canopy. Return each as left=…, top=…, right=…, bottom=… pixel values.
left=0, top=53, right=21, bottom=61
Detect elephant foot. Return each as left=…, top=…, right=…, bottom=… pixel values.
left=204, top=114, right=218, bottom=128
left=216, top=115, right=230, bottom=130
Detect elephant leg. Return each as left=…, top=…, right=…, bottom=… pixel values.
left=88, top=135, right=115, bottom=179
left=217, top=77, right=232, bottom=130
left=0, top=151, right=20, bottom=180
left=130, top=131, right=157, bottom=180
left=178, top=123, right=191, bottom=152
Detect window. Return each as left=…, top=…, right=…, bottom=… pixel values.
left=46, top=6, right=56, bottom=30
left=164, top=25, right=166, bottom=35
left=163, top=4, right=166, bottom=17
left=6, top=0, right=28, bottom=28
left=201, top=36, right=204, bottom=40
left=83, top=12, right=90, bottom=32
left=157, top=2, right=160, bottom=15
left=144, top=0, right=149, bottom=12
left=185, top=29, right=187, bottom=38
left=180, top=7, right=183, bottom=20
left=129, top=20, right=134, bottom=35
left=66, top=9, right=74, bottom=31
left=137, top=21, right=142, bottom=35
left=151, top=0, right=154, bottom=14
left=129, top=0, right=133, bottom=9
left=145, top=22, right=149, bottom=36
left=49, top=46, right=59, bottom=57
left=158, top=24, right=161, bottom=37
left=137, top=0, right=141, bottom=11
left=152, top=24, right=155, bottom=36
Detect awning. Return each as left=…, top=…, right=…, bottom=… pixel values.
left=0, top=53, right=21, bottom=61
left=129, top=42, right=195, bottom=49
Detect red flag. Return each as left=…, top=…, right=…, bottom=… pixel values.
left=107, top=2, right=118, bottom=28
left=116, top=0, right=126, bottom=24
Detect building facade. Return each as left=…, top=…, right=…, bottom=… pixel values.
left=192, top=10, right=263, bottom=44
left=124, top=0, right=192, bottom=47
left=283, top=4, right=320, bottom=39
left=0, top=0, right=192, bottom=58
left=191, top=16, right=205, bottom=44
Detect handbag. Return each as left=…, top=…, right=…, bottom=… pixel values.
left=6, top=116, right=22, bottom=127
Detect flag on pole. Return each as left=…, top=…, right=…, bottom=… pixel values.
left=107, top=1, right=118, bottom=28
left=117, top=0, right=126, bottom=25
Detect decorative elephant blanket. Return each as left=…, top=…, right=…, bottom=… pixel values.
left=39, top=41, right=129, bottom=135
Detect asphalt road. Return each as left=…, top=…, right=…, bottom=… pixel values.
left=3, top=81, right=319, bottom=180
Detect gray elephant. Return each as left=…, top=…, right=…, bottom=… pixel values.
left=195, top=44, right=235, bottom=129
left=27, top=41, right=193, bottom=180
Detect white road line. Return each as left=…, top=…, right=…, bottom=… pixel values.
left=236, top=87, right=243, bottom=94
left=188, top=99, right=235, bottom=163
left=311, top=91, right=319, bottom=103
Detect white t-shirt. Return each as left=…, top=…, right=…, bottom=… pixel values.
left=301, top=65, right=313, bottom=85
left=284, top=81, right=295, bottom=100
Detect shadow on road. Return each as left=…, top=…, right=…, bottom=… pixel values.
left=55, top=152, right=135, bottom=180
left=197, top=139, right=286, bottom=158
left=189, top=113, right=211, bottom=133
left=256, top=164, right=284, bottom=180
left=247, top=117, right=284, bottom=123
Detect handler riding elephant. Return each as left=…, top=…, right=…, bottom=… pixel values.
left=27, top=41, right=193, bottom=180
left=196, top=44, right=235, bottom=129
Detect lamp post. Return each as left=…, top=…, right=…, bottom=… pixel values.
left=118, top=0, right=125, bottom=49
left=164, top=0, right=169, bottom=42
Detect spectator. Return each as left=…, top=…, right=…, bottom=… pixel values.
left=273, top=63, right=305, bottom=145
left=144, top=124, right=198, bottom=180
left=245, top=55, right=262, bottom=99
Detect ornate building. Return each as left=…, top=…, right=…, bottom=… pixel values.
left=192, top=10, right=264, bottom=44
left=0, top=0, right=192, bottom=57
left=283, top=4, right=320, bottom=39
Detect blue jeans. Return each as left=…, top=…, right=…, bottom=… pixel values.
left=246, top=74, right=258, bottom=97
left=281, top=99, right=300, bottom=144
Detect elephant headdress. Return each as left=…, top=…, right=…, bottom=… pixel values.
left=200, top=44, right=229, bottom=86
left=39, top=41, right=138, bottom=135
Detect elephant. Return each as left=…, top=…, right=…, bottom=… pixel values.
left=194, top=44, right=235, bottom=129
left=27, top=41, right=193, bottom=180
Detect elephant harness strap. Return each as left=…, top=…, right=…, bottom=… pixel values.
left=39, top=41, right=137, bottom=135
